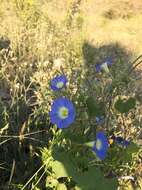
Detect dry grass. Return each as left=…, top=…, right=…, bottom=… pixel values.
left=1, top=0, right=142, bottom=56
left=79, top=0, right=142, bottom=56
left=0, top=1, right=142, bottom=189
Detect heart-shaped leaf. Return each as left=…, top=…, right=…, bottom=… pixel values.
left=49, top=148, right=118, bottom=190
left=114, top=96, right=136, bottom=113
left=86, top=97, right=105, bottom=117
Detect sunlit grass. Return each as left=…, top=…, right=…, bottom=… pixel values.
left=82, top=0, right=142, bottom=56
left=0, top=0, right=142, bottom=189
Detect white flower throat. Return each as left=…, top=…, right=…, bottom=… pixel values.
left=96, top=139, right=102, bottom=150
left=56, top=81, right=64, bottom=88
left=101, top=62, right=109, bottom=73
left=58, top=107, right=69, bottom=119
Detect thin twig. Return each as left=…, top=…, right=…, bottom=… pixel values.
left=31, top=168, right=48, bottom=190
left=24, top=137, right=45, bottom=144
left=128, top=59, right=142, bottom=74
left=128, top=54, right=142, bottom=74
left=119, top=176, right=134, bottom=180
left=0, top=130, right=47, bottom=138
left=0, top=138, right=13, bottom=146
left=129, top=54, right=142, bottom=66
left=23, top=130, right=48, bottom=137
left=0, top=135, right=19, bottom=138
left=8, top=159, right=15, bottom=185
left=21, top=158, right=50, bottom=190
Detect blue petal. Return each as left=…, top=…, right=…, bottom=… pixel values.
left=57, top=112, right=75, bottom=128
left=115, top=136, right=130, bottom=147
left=61, top=75, right=68, bottom=84
left=93, top=132, right=108, bottom=160
left=49, top=111, right=60, bottom=124
left=52, top=97, right=69, bottom=111
left=95, top=58, right=112, bottom=73
left=50, top=99, right=62, bottom=113
left=105, top=58, right=113, bottom=66
left=93, top=146, right=107, bottom=160
left=49, top=97, right=75, bottom=129
left=50, top=75, right=67, bottom=91
left=57, top=119, right=70, bottom=129
left=66, top=99, right=75, bottom=113
left=123, top=140, right=130, bottom=147
left=56, top=120, right=64, bottom=129
left=95, top=64, right=101, bottom=72
left=115, top=137, right=123, bottom=144
left=51, top=77, right=59, bottom=91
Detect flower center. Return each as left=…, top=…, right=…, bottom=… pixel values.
left=101, top=62, right=109, bottom=73
left=96, top=139, right=102, bottom=150
left=58, top=107, right=69, bottom=119
left=56, top=81, right=64, bottom=89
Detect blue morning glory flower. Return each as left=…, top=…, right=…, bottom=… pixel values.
left=95, top=58, right=113, bottom=73
left=50, top=75, right=67, bottom=91
left=49, top=97, right=75, bottom=129
left=95, top=63, right=102, bottom=73
left=115, top=136, right=130, bottom=148
left=96, top=116, right=105, bottom=125
left=93, top=131, right=108, bottom=160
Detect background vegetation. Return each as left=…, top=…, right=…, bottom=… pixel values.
left=0, top=0, right=142, bottom=189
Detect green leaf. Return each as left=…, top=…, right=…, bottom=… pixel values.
left=136, top=94, right=142, bottom=103
left=63, top=131, right=86, bottom=144
left=57, top=183, right=67, bottom=190
left=76, top=166, right=118, bottom=190
left=46, top=177, right=59, bottom=188
left=114, top=96, right=136, bottom=113
left=86, top=97, right=105, bottom=117
left=120, top=142, right=139, bottom=162
left=84, top=141, right=94, bottom=148
left=50, top=148, right=118, bottom=190
left=75, top=186, right=82, bottom=190
left=50, top=159, right=71, bottom=178
left=126, top=142, right=139, bottom=154
left=50, top=148, right=77, bottom=178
